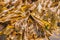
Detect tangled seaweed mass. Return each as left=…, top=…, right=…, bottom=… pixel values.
left=0, top=0, right=60, bottom=40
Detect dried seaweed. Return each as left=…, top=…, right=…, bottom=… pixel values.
left=0, top=0, right=60, bottom=40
